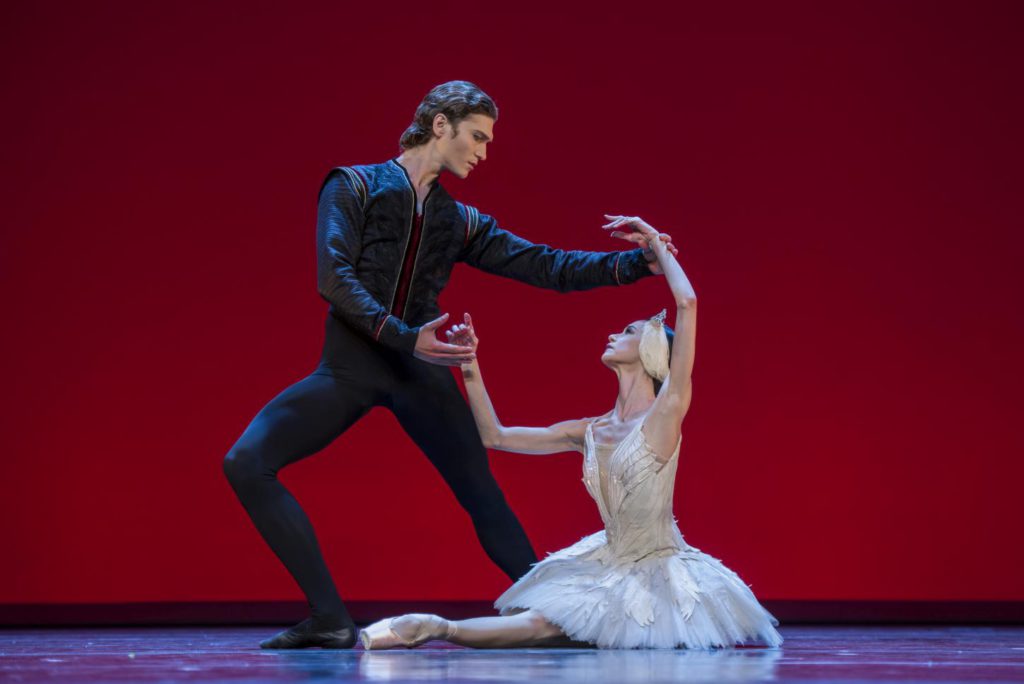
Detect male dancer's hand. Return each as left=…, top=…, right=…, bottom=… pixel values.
left=414, top=313, right=477, bottom=366
left=602, top=214, right=677, bottom=275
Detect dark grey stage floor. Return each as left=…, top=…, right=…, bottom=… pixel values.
left=1, top=625, right=1022, bottom=683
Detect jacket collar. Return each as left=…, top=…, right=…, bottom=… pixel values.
left=389, top=157, right=442, bottom=193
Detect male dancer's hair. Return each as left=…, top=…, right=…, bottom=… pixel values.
left=399, top=80, right=499, bottom=150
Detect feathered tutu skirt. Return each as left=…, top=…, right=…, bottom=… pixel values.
left=494, top=531, right=783, bottom=649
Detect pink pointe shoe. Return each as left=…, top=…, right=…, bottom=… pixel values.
left=360, top=614, right=456, bottom=650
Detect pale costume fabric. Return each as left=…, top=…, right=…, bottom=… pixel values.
left=494, top=420, right=783, bottom=649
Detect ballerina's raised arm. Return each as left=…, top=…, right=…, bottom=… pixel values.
left=601, top=214, right=697, bottom=463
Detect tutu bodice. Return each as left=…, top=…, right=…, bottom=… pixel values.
left=583, top=420, right=686, bottom=560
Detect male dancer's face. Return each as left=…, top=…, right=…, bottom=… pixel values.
left=438, top=113, right=493, bottom=179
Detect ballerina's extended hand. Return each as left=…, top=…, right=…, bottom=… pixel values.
left=445, top=313, right=479, bottom=356
left=603, top=214, right=677, bottom=274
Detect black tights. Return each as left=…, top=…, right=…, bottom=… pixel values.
left=222, top=319, right=537, bottom=630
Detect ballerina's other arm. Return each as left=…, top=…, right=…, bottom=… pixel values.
left=446, top=315, right=587, bottom=455
left=604, top=215, right=696, bottom=464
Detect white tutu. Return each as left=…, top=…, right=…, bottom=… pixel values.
left=495, top=420, right=782, bottom=650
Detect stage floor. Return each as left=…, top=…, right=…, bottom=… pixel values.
left=1, top=625, right=1022, bottom=682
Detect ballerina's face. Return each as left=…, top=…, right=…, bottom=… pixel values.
left=601, top=319, right=647, bottom=367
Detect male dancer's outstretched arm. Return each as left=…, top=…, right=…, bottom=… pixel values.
left=458, top=208, right=676, bottom=292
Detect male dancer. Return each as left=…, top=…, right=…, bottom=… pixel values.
left=222, top=81, right=676, bottom=649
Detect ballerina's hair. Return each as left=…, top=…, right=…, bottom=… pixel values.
left=399, top=81, right=498, bottom=151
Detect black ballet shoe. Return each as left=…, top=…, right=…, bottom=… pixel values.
left=259, top=617, right=358, bottom=649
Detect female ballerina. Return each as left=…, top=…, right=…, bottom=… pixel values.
left=361, top=216, right=782, bottom=650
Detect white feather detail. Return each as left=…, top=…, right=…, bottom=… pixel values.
left=639, top=310, right=670, bottom=382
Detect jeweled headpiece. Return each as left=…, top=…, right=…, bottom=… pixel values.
left=639, top=309, right=670, bottom=383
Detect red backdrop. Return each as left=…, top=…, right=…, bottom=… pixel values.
left=2, top=1, right=1022, bottom=605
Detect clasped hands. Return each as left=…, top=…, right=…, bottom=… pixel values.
left=406, top=311, right=480, bottom=368
left=602, top=214, right=677, bottom=275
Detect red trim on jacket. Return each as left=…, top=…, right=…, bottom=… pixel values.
left=374, top=315, right=390, bottom=341
left=392, top=212, right=424, bottom=319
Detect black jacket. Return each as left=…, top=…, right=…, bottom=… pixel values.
left=316, top=159, right=653, bottom=355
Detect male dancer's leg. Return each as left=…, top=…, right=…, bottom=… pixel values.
left=388, top=361, right=537, bottom=581
left=222, top=371, right=375, bottom=629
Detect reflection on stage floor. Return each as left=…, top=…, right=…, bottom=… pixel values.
left=1, top=625, right=1022, bottom=682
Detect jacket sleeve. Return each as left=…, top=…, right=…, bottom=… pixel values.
left=456, top=206, right=653, bottom=292
left=316, top=168, right=419, bottom=354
